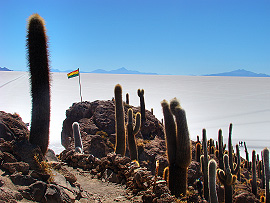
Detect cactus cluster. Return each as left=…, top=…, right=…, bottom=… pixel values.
left=161, top=98, right=191, bottom=197
left=127, top=108, right=141, bottom=161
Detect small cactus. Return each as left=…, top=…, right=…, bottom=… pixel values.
left=27, top=13, right=51, bottom=155
left=263, top=148, right=269, bottom=203
left=217, top=154, right=237, bottom=203
left=161, top=98, right=191, bottom=197
left=114, top=84, right=126, bottom=156
left=127, top=108, right=141, bottom=161
left=126, top=93, right=129, bottom=105
left=196, top=142, right=202, bottom=162
left=72, top=122, right=83, bottom=153
left=208, top=159, right=218, bottom=203
left=137, top=89, right=146, bottom=123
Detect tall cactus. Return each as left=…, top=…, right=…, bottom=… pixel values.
left=137, top=89, right=146, bottom=123
left=114, top=84, right=126, bottom=156
left=263, top=148, right=269, bottom=203
left=251, top=150, right=257, bottom=196
left=208, top=159, right=218, bottom=203
left=27, top=13, right=50, bottom=155
left=218, top=129, right=224, bottom=170
left=217, top=154, right=237, bottom=203
left=161, top=98, right=191, bottom=197
left=244, top=141, right=249, bottom=167
left=228, top=123, right=233, bottom=171
left=72, top=122, right=83, bottom=153
left=127, top=108, right=141, bottom=161
left=202, top=129, right=209, bottom=201
left=236, top=144, right=241, bottom=181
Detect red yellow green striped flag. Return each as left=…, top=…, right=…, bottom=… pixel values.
left=67, top=69, right=79, bottom=79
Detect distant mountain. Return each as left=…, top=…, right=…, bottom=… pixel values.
left=90, top=67, right=158, bottom=75
left=0, top=67, right=12, bottom=71
left=204, top=69, right=270, bottom=77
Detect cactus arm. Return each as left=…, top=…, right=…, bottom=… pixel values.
left=27, top=14, right=50, bottom=155
left=114, top=84, right=126, bottom=156
left=161, top=100, right=176, bottom=164
left=133, top=112, right=141, bottom=136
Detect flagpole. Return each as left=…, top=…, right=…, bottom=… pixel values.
left=78, top=68, right=82, bottom=102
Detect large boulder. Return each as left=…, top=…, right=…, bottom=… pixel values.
left=61, top=100, right=164, bottom=154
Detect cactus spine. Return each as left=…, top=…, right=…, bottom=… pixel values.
left=217, top=154, right=237, bottom=203
left=208, top=159, right=218, bottom=203
left=251, top=150, right=257, bottom=196
left=72, top=122, right=83, bottom=153
left=137, top=89, right=146, bottom=123
left=114, top=84, right=126, bottom=156
left=161, top=98, right=191, bottom=197
left=263, top=148, right=269, bottom=203
left=202, top=129, right=209, bottom=201
left=27, top=14, right=50, bottom=155
left=127, top=108, right=141, bottom=161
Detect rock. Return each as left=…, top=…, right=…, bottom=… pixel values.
left=45, top=148, right=59, bottom=162
left=0, top=111, right=29, bottom=141
left=234, top=190, right=260, bottom=203
left=0, top=141, right=14, bottom=153
left=2, top=152, right=17, bottom=163
left=20, top=181, right=47, bottom=202
left=44, top=184, right=72, bottom=203
left=2, top=162, right=29, bottom=174
left=10, top=172, right=36, bottom=186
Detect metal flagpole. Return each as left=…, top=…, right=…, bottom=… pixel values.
left=78, top=68, right=82, bottom=102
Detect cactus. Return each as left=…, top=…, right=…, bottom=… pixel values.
left=202, top=129, right=209, bottom=201
left=236, top=144, right=241, bottom=181
left=72, top=122, right=83, bottom=153
left=161, top=98, right=191, bottom=197
left=217, top=154, right=237, bottom=203
left=251, top=150, right=257, bottom=196
left=208, top=159, right=218, bottom=203
left=126, top=93, right=129, bottom=105
left=228, top=123, right=233, bottom=171
left=263, top=148, right=269, bottom=203
left=114, top=84, right=126, bottom=156
left=27, top=14, right=50, bottom=155
left=262, top=151, right=266, bottom=189
left=137, top=89, right=146, bottom=123
left=244, top=141, right=249, bottom=166
left=196, top=142, right=202, bottom=162
left=163, top=166, right=169, bottom=182
left=196, top=135, right=200, bottom=143
left=127, top=108, right=141, bottom=161
left=218, top=129, right=224, bottom=170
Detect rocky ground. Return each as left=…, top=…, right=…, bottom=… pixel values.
left=0, top=100, right=267, bottom=202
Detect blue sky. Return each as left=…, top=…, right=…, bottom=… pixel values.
left=0, top=0, right=269, bottom=75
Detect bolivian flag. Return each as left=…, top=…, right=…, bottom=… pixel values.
left=67, top=69, right=79, bottom=79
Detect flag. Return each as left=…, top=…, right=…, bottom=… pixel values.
left=67, top=69, right=79, bottom=79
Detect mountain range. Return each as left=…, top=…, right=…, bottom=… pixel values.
left=1, top=67, right=270, bottom=77
left=204, top=69, right=270, bottom=77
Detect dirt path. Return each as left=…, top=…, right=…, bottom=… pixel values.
left=64, top=166, right=142, bottom=203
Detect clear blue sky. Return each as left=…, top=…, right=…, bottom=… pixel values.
left=0, top=0, right=269, bottom=75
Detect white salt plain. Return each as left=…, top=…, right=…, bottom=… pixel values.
left=0, top=71, right=270, bottom=159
